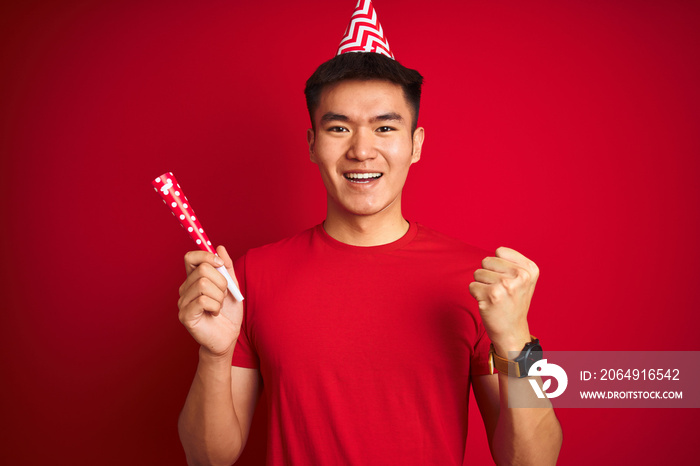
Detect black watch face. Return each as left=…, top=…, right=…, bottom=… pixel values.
left=523, top=345, right=543, bottom=375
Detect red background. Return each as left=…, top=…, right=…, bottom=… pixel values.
left=1, top=0, right=698, bottom=464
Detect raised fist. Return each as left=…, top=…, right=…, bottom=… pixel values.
left=468, top=246, right=539, bottom=354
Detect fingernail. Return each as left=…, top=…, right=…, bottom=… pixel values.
left=214, top=256, right=224, bottom=266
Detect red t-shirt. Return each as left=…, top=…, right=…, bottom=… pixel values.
left=233, top=222, right=492, bottom=465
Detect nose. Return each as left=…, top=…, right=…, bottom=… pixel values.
left=347, top=128, right=376, bottom=161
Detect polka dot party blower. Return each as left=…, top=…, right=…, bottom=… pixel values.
left=152, top=172, right=244, bottom=301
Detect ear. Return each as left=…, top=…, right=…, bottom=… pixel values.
left=411, top=127, right=424, bottom=164
left=307, top=128, right=317, bottom=164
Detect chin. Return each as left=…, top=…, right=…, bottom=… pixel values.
left=329, top=192, right=399, bottom=218
left=342, top=201, right=394, bottom=217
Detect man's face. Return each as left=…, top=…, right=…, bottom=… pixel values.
left=307, top=79, right=424, bottom=219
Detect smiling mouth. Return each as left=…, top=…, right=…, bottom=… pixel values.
left=344, top=172, right=383, bottom=183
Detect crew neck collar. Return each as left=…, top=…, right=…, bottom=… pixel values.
left=315, top=221, right=418, bottom=253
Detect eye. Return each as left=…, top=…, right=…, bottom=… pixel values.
left=376, top=126, right=395, bottom=133
left=327, top=126, right=349, bottom=133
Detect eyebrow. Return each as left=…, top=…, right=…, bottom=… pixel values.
left=320, top=112, right=349, bottom=123
left=371, top=112, right=404, bottom=123
left=319, top=112, right=404, bottom=123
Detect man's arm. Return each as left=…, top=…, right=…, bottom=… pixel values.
left=472, top=373, right=562, bottom=465
left=469, top=247, right=562, bottom=465
left=176, top=247, right=261, bottom=465
left=178, top=355, right=261, bottom=466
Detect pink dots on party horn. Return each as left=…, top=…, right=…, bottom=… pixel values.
left=152, top=172, right=244, bottom=301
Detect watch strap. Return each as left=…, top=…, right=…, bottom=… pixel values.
left=489, top=350, right=523, bottom=377
left=488, top=335, right=537, bottom=377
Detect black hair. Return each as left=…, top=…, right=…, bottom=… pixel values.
left=304, top=52, right=423, bottom=131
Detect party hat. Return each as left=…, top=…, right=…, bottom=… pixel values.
left=336, top=0, right=394, bottom=59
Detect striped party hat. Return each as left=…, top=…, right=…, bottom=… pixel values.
left=336, top=0, right=394, bottom=59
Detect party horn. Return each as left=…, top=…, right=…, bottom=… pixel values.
left=152, top=172, right=244, bottom=301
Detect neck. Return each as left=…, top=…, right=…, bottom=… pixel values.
left=323, top=198, right=409, bottom=247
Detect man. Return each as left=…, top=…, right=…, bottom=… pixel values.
left=177, top=2, right=562, bottom=465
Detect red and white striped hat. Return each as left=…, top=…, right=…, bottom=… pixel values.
left=336, top=0, right=394, bottom=59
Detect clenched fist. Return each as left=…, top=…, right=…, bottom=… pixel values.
left=468, top=247, right=539, bottom=355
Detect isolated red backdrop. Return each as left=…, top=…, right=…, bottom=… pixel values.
left=1, top=1, right=698, bottom=464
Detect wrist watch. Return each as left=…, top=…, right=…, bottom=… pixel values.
left=489, top=336, right=542, bottom=378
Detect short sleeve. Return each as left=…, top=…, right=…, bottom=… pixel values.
left=470, top=321, right=492, bottom=376
left=231, top=253, right=260, bottom=369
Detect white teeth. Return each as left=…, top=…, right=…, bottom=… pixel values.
left=344, top=172, right=382, bottom=180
